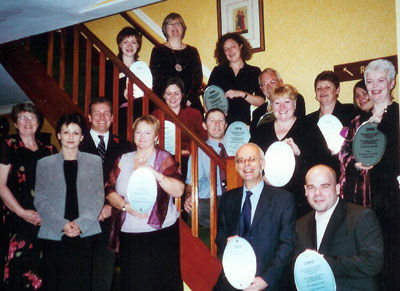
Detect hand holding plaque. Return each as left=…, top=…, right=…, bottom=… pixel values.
left=222, top=237, right=257, bottom=290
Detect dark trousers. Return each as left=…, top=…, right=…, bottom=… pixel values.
left=119, top=220, right=182, bottom=291
left=41, top=235, right=96, bottom=291
left=91, top=218, right=116, bottom=291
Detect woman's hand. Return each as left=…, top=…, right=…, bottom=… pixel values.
left=63, top=221, right=81, bottom=237
left=355, top=162, right=373, bottom=170
left=284, top=138, right=301, bottom=156
left=125, top=203, right=149, bottom=219
left=225, top=89, right=245, bottom=99
left=19, top=209, right=42, bottom=226
left=368, top=115, right=382, bottom=123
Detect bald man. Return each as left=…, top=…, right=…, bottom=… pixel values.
left=214, top=143, right=296, bottom=291
left=295, top=165, right=384, bottom=290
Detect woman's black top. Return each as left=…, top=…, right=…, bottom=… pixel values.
left=64, top=160, right=79, bottom=221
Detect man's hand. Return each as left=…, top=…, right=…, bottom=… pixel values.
left=98, top=204, right=112, bottom=221
left=244, top=277, right=268, bottom=291
left=184, top=195, right=193, bottom=213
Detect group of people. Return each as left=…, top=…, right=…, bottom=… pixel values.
left=0, top=10, right=398, bottom=291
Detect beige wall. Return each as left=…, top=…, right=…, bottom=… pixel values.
left=86, top=0, right=397, bottom=113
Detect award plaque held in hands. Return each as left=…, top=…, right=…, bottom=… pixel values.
left=317, top=114, right=344, bottom=155
left=222, top=237, right=257, bottom=290
left=127, top=167, right=157, bottom=213
left=224, top=121, right=251, bottom=156
left=294, top=249, right=336, bottom=291
left=203, top=85, right=229, bottom=114
left=353, top=121, right=386, bottom=166
left=264, top=141, right=295, bottom=187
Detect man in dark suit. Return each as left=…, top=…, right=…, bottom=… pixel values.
left=250, top=68, right=306, bottom=135
left=295, top=165, right=383, bottom=290
left=79, top=97, right=132, bottom=291
left=214, top=143, right=296, bottom=291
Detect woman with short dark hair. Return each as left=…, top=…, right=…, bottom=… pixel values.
left=34, top=113, right=104, bottom=290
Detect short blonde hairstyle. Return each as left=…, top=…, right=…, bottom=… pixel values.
left=132, top=115, right=160, bottom=136
left=270, top=84, right=298, bottom=103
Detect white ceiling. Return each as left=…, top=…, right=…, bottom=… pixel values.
left=0, top=0, right=162, bottom=112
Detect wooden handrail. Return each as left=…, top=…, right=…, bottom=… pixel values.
left=78, top=23, right=225, bottom=171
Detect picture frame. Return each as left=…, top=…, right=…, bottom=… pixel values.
left=217, top=0, right=265, bottom=53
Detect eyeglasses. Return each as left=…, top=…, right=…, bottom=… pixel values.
left=17, top=115, right=37, bottom=121
left=235, top=156, right=261, bottom=165
left=167, top=22, right=182, bottom=28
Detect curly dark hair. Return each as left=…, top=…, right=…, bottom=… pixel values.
left=214, top=32, right=253, bottom=65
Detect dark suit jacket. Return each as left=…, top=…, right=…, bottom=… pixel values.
left=79, top=131, right=133, bottom=183
left=295, top=200, right=384, bottom=290
left=250, top=93, right=306, bottom=136
left=214, top=183, right=296, bottom=290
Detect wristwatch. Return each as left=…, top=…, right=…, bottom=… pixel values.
left=122, top=202, right=127, bottom=212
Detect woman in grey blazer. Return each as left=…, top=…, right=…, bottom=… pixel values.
left=34, top=113, right=104, bottom=291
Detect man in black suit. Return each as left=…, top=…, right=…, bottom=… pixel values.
left=250, top=68, right=306, bottom=135
left=79, top=97, right=132, bottom=291
left=214, top=143, right=296, bottom=291
left=295, top=165, right=383, bottom=290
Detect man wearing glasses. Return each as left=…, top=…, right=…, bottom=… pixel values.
left=213, top=143, right=296, bottom=291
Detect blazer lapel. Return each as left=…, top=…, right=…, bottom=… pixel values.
left=250, top=184, right=272, bottom=231
left=307, top=213, right=317, bottom=250
left=318, top=199, right=346, bottom=253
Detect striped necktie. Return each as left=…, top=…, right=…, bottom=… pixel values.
left=97, top=135, right=106, bottom=162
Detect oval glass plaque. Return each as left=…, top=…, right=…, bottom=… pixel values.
left=203, top=85, right=229, bottom=114
left=264, top=141, right=295, bottom=187
left=222, top=237, right=256, bottom=290
left=127, top=167, right=157, bottom=213
left=353, top=121, right=386, bottom=166
left=129, top=61, right=153, bottom=98
left=317, top=114, right=344, bottom=154
left=294, top=250, right=336, bottom=291
left=164, top=121, right=176, bottom=155
left=224, top=121, right=251, bottom=156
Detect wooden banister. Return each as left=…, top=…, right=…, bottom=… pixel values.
left=78, top=24, right=225, bottom=171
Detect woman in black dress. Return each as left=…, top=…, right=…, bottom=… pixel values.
left=0, top=103, right=56, bottom=290
left=251, top=85, right=332, bottom=217
left=150, top=13, right=203, bottom=112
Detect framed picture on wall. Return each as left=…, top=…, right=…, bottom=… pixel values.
left=217, top=0, right=265, bottom=53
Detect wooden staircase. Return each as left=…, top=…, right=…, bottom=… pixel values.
left=0, top=18, right=243, bottom=290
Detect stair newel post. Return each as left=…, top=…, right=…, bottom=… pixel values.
left=98, top=51, right=106, bottom=97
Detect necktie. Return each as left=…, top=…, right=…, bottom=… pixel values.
left=240, top=191, right=253, bottom=240
left=218, top=143, right=228, bottom=192
left=97, top=135, right=106, bottom=162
